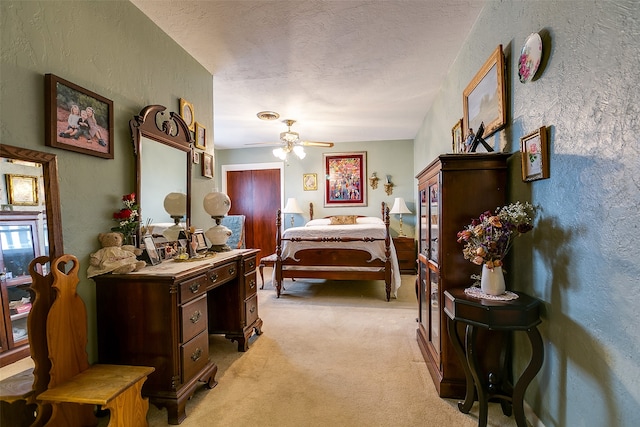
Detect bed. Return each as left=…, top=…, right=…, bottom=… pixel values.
left=274, top=202, right=401, bottom=301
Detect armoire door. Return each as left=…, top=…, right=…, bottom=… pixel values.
left=226, top=169, right=280, bottom=260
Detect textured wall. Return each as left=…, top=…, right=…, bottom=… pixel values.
left=0, top=1, right=214, bottom=360
left=414, top=1, right=640, bottom=425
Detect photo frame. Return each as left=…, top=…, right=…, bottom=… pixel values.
left=201, top=152, right=213, bottom=179
left=451, top=118, right=464, bottom=153
left=45, top=74, right=114, bottom=159
left=303, top=173, right=317, bottom=191
left=142, top=235, right=161, bottom=265
left=194, top=122, right=206, bottom=150
left=521, top=126, right=549, bottom=182
left=192, top=230, right=208, bottom=251
left=463, top=45, right=506, bottom=140
left=6, top=174, right=39, bottom=206
left=324, top=152, right=367, bottom=207
left=179, top=98, right=195, bottom=132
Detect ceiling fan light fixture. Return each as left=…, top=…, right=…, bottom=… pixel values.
left=293, top=145, right=306, bottom=159
left=273, top=147, right=287, bottom=160
left=280, top=130, right=299, bottom=143
left=257, top=111, right=280, bottom=121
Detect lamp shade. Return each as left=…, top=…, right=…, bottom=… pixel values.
left=163, top=192, right=187, bottom=217
left=283, top=198, right=303, bottom=214
left=390, top=197, right=411, bottom=214
left=203, top=192, right=231, bottom=217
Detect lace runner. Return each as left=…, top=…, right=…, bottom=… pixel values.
left=464, top=287, right=519, bottom=301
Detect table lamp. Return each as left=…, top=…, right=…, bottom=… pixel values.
left=282, top=197, right=303, bottom=228
left=203, top=191, right=232, bottom=252
left=390, top=197, right=412, bottom=237
left=162, top=192, right=186, bottom=242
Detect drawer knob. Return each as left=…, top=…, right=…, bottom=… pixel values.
left=191, top=348, right=202, bottom=362
left=249, top=306, right=256, bottom=314
left=228, top=266, right=236, bottom=275
left=189, top=283, right=201, bottom=294
left=249, top=279, right=256, bottom=289
left=190, top=310, right=202, bottom=324
left=248, top=261, right=255, bottom=269
left=210, top=272, right=218, bottom=282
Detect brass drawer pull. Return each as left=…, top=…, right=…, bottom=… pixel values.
left=189, top=283, right=201, bottom=294
left=249, top=279, right=256, bottom=289
left=191, top=348, right=202, bottom=362
left=190, top=310, right=202, bottom=324
left=249, top=306, right=256, bottom=314
left=210, top=272, right=218, bottom=282
left=228, top=266, right=236, bottom=275
left=248, top=260, right=255, bottom=269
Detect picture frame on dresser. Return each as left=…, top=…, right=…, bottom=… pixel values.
left=463, top=45, right=506, bottom=139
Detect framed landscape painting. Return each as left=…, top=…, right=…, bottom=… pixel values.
left=463, top=45, right=506, bottom=139
left=45, top=74, right=114, bottom=159
left=324, top=152, right=367, bottom=207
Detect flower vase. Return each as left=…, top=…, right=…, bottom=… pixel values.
left=125, top=234, right=137, bottom=248
left=481, top=265, right=505, bottom=296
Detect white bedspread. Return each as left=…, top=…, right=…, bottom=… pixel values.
left=278, top=217, right=402, bottom=297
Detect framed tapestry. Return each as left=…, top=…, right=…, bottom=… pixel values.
left=324, top=152, right=367, bottom=207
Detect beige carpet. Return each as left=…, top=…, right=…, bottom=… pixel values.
left=2, top=271, right=522, bottom=426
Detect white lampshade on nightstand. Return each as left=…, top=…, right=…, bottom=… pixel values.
left=282, top=198, right=303, bottom=228
left=390, top=197, right=412, bottom=237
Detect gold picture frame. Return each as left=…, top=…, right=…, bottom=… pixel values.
left=451, top=118, right=463, bottom=153
left=179, top=98, right=195, bottom=132
left=463, top=45, right=506, bottom=139
left=6, top=174, right=39, bottom=206
left=521, top=126, right=549, bottom=182
left=194, top=122, right=206, bottom=150
left=303, top=173, right=317, bottom=191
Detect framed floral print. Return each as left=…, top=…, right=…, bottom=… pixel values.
left=324, top=152, right=367, bottom=207
left=303, top=173, right=317, bottom=191
left=521, top=126, right=549, bottom=182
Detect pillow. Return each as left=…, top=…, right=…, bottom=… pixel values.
left=329, top=215, right=358, bottom=225
left=356, top=216, right=384, bottom=225
left=305, top=218, right=331, bottom=227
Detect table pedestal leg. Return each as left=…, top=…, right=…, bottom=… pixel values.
left=466, top=325, right=488, bottom=427
left=512, top=327, right=544, bottom=427
left=447, top=317, right=475, bottom=413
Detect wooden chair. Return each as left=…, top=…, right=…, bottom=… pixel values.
left=37, top=254, right=154, bottom=427
left=0, top=256, right=54, bottom=427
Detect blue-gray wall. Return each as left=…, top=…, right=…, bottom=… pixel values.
left=415, top=1, right=640, bottom=425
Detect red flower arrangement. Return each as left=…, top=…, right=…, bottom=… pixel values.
left=111, top=193, right=139, bottom=240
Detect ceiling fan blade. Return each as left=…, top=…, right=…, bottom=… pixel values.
left=300, top=140, right=334, bottom=147
left=244, top=142, right=280, bottom=147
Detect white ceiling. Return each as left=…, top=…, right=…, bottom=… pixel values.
left=131, top=0, right=485, bottom=150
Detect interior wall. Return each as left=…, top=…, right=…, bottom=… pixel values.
left=215, top=139, right=416, bottom=237
left=414, top=1, right=640, bottom=426
left=0, top=0, right=214, bottom=361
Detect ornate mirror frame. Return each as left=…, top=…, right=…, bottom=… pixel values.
left=130, top=105, right=193, bottom=243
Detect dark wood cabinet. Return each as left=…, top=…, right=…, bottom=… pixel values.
left=416, top=153, right=510, bottom=398
left=392, top=237, right=416, bottom=274
left=94, top=249, right=261, bottom=425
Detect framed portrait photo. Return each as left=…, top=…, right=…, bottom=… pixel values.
left=179, top=98, right=195, bottom=132
left=201, top=152, right=213, bottom=179
left=142, top=235, right=161, bottom=266
left=45, top=74, right=114, bottom=159
left=521, top=126, right=549, bottom=182
left=451, top=118, right=464, bottom=153
left=194, top=122, right=206, bottom=150
left=463, top=45, right=506, bottom=140
left=6, top=174, right=39, bottom=206
left=324, top=152, right=367, bottom=207
left=303, top=173, right=317, bottom=191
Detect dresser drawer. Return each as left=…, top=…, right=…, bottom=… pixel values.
left=181, top=295, right=207, bottom=343
left=179, top=274, right=208, bottom=303
left=245, top=294, right=258, bottom=327
left=243, top=255, right=257, bottom=273
left=207, top=261, right=238, bottom=289
left=244, top=271, right=257, bottom=298
left=181, top=330, right=209, bottom=383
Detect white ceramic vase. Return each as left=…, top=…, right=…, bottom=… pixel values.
left=481, top=265, right=506, bottom=296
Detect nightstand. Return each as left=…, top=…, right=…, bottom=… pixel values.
left=392, top=236, right=416, bottom=274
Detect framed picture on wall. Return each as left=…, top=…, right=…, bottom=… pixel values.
left=303, top=173, right=317, bottom=191
left=194, top=122, right=206, bottom=150
left=463, top=45, right=506, bottom=139
left=45, top=73, right=114, bottom=159
left=201, top=152, right=213, bottom=179
left=324, top=152, right=367, bottom=207
left=521, top=126, right=549, bottom=182
left=6, top=174, right=39, bottom=206
left=179, top=98, right=195, bottom=132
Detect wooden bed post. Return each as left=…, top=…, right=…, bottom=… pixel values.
left=309, top=202, right=314, bottom=220
left=275, top=209, right=283, bottom=298
left=383, top=202, right=392, bottom=301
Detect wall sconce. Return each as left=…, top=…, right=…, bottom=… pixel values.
left=282, top=197, right=303, bottom=228
left=384, top=175, right=394, bottom=195
left=390, top=197, right=412, bottom=237
left=369, top=172, right=380, bottom=189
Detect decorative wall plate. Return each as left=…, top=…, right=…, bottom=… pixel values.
left=518, top=33, right=542, bottom=83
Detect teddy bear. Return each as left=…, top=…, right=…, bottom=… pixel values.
left=86, top=232, right=147, bottom=278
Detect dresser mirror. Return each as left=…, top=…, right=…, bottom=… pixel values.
left=130, top=105, right=193, bottom=243
left=0, top=144, right=64, bottom=365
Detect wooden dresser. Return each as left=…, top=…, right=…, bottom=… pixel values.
left=94, top=249, right=261, bottom=425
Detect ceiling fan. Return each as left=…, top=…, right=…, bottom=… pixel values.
left=247, top=119, right=334, bottom=160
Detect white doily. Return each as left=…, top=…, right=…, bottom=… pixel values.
left=464, top=287, right=519, bottom=301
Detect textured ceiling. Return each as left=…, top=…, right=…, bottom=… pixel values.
left=131, top=0, right=485, bottom=149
